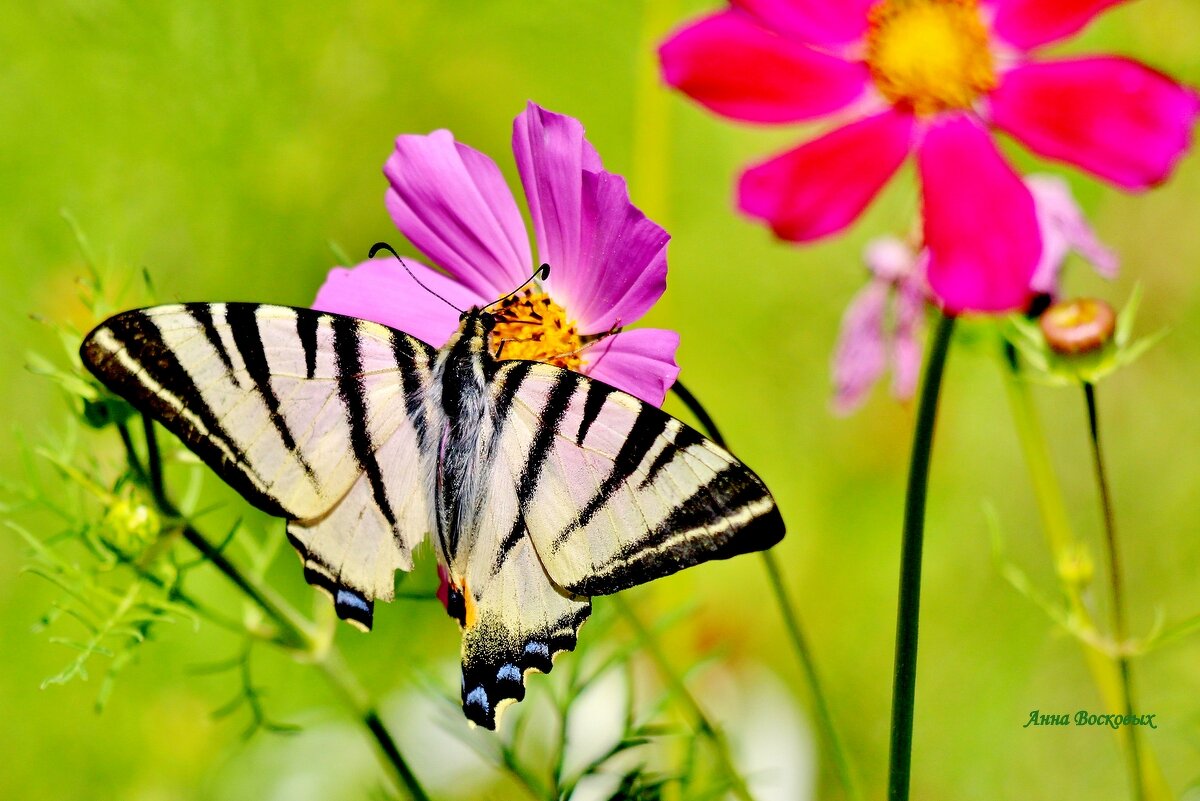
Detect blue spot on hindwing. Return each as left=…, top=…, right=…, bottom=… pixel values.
left=465, top=686, right=490, bottom=716
left=336, top=589, right=370, bottom=612
left=496, top=663, right=521, bottom=683
left=524, top=640, right=550, bottom=658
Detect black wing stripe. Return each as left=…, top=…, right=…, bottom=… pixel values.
left=392, top=332, right=430, bottom=450
left=296, top=307, right=320, bottom=380
left=638, top=424, right=705, bottom=490
left=81, top=311, right=288, bottom=517
left=491, top=361, right=534, bottom=432
left=483, top=359, right=536, bottom=473
left=551, top=402, right=670, bottom=552
left=575, top=381, right=612, bottom=445
left=571, top=466, right=784, bottom=596
left=186, top=303, right=239, bottom=385
left=225, top=303, right=319, bottom=486
left=332, top=316, right=398, bottom=528
left=492, top=370, right=580, bottom=574
left=492, top=515, right=527, bottom=576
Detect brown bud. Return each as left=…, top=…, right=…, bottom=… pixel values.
left=1039, top=298, right=1116, bottom=355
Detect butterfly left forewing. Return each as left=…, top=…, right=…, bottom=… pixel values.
left=81, top=303, right=439, bottom=629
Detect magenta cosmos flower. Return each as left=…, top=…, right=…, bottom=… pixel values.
left=313, top=102, right=679, bottom=405
left=660, top=0, right=1198, bottom=314
left=832, top=173, right=1117, bottom=412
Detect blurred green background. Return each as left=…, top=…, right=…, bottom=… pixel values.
left=3, top=2, right=1200, bottom=799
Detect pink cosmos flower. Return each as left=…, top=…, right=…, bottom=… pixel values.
left=833, top=174, right=1115, bottom=413
left=313, top=102, right=679, bottom=406
left=660, top=0, right=1198, bottom=314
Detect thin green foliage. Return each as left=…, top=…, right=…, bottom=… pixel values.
left=3, top=224, right=760, bottom=799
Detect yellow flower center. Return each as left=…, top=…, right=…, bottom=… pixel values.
left=866, top=0, right=997, bottom=116
left=489, top=289, right=584, bottom=369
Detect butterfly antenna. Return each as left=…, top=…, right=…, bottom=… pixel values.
left=484, top=263, right=551, bottom=311
left=369, top=242, right=464, bottom=313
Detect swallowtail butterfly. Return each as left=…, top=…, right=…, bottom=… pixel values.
left=81, top=300, right=784, bottom=728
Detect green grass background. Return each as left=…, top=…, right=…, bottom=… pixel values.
left=2, top=2, right=1200, bottom=799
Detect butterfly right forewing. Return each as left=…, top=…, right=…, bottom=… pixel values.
left=488, top=361, right=785, bottom=597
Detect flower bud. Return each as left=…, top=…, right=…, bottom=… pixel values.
left=1057, top=543, right=1094, bottom=588
left=102, top=495, right=162, bottom=555
left=1038, top=298, right=1116, bottom=355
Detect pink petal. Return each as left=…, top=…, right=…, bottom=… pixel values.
left=1025, top=174, right=1118, bottom=294
left=990, top=58, right=1200, bottom=190
left=731, top=0, right=875, bottom=47
left=512, top=104, right=667, bottom=334
left=385, top=129, right=532, bottom=300
left=919, top=115, right=1041, bottom=314
left=582, top=328, right=680, bottom=407
left=311, top=256, right=485, bottom=348
left=831, top=281, right=890, bottom=415
left=738, top=110, right=914, bottom=242
left=546, top=170, right=669, bottom=334
left=513, top=102, right=602, bottom=283
left=890, top=277, right=926, bottom=401
left=991, top=0, right=1130, bottom=50
left=659, top=11, right=869, bottom=124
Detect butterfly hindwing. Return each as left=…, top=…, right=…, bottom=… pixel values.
left=457, top=518, right=590, bottom=729
left=485, top=361, right=784, bottom=597
left=81, top=303, right=438, bottom=627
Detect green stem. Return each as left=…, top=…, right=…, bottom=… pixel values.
left=670, top=381, right=860, bottom=801
left=887, top=311, right=955, bottom=801
left=123, top=416, right=429, bottom=801
left=1084, top=382, right=1144, bottom=801
left=1001, top=349, right=1169, bottom=799
left=315, top=650, right=432, bottom=801
left=613, top=596, right=755, bottom=801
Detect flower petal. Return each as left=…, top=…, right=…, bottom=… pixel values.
left=513, top=102, right=602, bottom=285
left=549, top=169, right=669, bottom=334
left=659, top=11, right=869, bottom=124
left=582, top=328, right=680, bottom=407
left=991, top=0, right=1129, bottom=50
left=919, top=115, right=1041, bottom=313
left=831, top=281, right=890, bottom=415
left=731, top=0, right=875, bottom=47
left=1025, top=174, right=1118, bottom=294
left=738, top=110, right=914, bottom=242
left=990, top=58, right=1200, bottom=190
left=385, top=129, right=532, bottom=299
left=890, top=276, right=926, bottom=401
left=312, top=256, right=484, bottom=347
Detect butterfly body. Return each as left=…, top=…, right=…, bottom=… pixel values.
left=81, top=302, right=784, bottom=728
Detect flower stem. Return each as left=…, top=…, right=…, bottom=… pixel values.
left=125, top=417, right=430, bottom=801
left=315, top=649, right=432, bottom=801
left=1001, top=350, right=1169, bottom=799
left=1084, top=382, right=1144, bottom=801
left=670, top=381, right=860, bottom=801
left=886, top=311, right=955, bottom=801
left=612, top=595, right=755, bottom=801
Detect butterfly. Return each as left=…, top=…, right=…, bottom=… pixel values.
left=80, top=296, right=784, bottom=728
